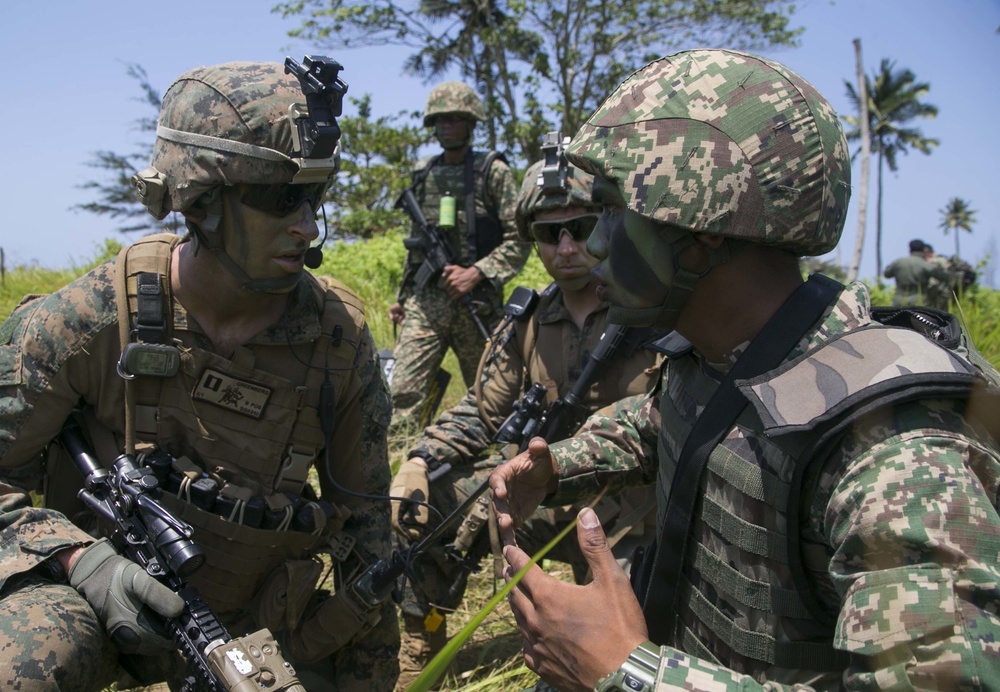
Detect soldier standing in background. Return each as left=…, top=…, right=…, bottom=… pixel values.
left=0, top=60, right=399, bottom=691
left=388, top=82, right=529, bottom=434
left=922, top=242, right=953, bottom=310
left=883, top=238, right=947, bottom=306
left=491, top=49, right=1000, bottom=691
left=388, top=151, right=661, bottom=687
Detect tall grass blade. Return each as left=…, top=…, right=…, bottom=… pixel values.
left=407, top=489, right=607, bottom=692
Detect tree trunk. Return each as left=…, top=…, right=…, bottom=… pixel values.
left=955, top=229, right=961, bottom=259
left=876, top=144, right=884, bottom=283
left=847, top=38, right=871, bottom=284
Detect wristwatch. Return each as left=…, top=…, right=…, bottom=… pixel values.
left=594, top=641, right=660, bottom=692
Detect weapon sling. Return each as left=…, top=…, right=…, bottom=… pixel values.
left=639, top=274, right=842, bottom=646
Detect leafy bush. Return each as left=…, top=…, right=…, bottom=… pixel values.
left=1, top=238, right=122, bottom=318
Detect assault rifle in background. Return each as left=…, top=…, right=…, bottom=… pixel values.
left=60, top=419, right=304, bottom=692
left=492, top=322, right=632, bottom=452
left=395, top=188, right=491, bottom=342
left=432, top=322, right=637, bottom=603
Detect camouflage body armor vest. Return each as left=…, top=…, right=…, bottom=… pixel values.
left=656, top=315, right=1000, bottom=685
left=408, top=150, right=505, bottom=270
left=53, top=234, right=370, bottom=621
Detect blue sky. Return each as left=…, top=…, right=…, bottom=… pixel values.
left=1, top=0, right=998, bottom=286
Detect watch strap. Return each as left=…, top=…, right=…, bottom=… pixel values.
left=594, top=641, right=660, bottom=692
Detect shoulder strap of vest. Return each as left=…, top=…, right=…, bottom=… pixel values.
left=275, top=275, right=369, bottom=494
left=641, top=274, right=843, bottom=646
left=116, top=234, right=182, bottom=451
left=410, top=154, right=443, bottom=197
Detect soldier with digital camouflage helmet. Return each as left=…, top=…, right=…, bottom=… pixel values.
left=388, top=141, right=662, bottom=687
left=0, top=59, right=399, bottom=690
left=387, top=81, right=530, bottom=434
left=489, top=49, right=1000, bottom=691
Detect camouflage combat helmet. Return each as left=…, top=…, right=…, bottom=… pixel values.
left=133, top=61, right=342, bottom=220
left=565, top=49, right=851, bottom=258
left=423, top=81, right=487, bottom=126
left=514, top=158, right=597, bottom=242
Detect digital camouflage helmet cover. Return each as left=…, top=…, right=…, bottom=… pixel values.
left=133, top=59, right=346, bottom=220
left=565, top=49, right=851, bottom=328
left=566, top=49, right=851, bottom=258
left=423, top=81, right=487, bottom=126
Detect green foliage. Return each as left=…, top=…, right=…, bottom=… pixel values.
left=842, top=59, right=939, bottom=277
left=1, top=239, right=122, bottom=319
left=329, top=94, right=430, bottom=239
left=938, top=197, right=977, bottom=260
left=276, top=0, right=802, bottom=162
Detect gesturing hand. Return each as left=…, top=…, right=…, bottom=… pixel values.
left=503, top=507, right=649, bottom=691
left=490, top=437, right=557, bottom=548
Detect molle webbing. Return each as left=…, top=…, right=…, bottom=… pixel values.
left=679, top=578, right=849, bottom=671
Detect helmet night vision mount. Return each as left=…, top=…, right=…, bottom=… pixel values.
left=283, top=55, right=349, bottom=183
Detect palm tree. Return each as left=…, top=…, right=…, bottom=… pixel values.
left=843, top=59, right=939, bottom=279
left=939, top=197, right=977, bottom=259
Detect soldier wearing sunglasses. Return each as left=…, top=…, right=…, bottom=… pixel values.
left=0, top=61, right=398, bottom=690
left=387, top=155, right=662, bottom=687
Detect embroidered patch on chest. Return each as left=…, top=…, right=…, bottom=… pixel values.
left=192, top=368, right=271, bottom=419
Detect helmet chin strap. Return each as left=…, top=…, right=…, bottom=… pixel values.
left=187, top=188, right=303, bottom=295
left=607, top=236, right=747, bottom=331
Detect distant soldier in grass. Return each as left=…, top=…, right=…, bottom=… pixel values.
left=884, top=238, right=948, bottom=306
left=491, top=49, right=1000, bottom=692
left=389, top=152, right=661, bottom=688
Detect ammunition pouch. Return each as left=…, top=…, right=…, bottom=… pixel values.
left=284, top=577, right=384, bottom=663
left=253, top=557, right=325, bottom=635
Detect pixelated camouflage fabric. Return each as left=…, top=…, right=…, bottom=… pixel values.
left=566, top=49, right=851, bottom=257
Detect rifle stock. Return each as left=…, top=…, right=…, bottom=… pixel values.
left=60, top=419, right=305, bottom=692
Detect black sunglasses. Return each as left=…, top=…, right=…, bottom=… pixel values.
left=530, top=214, right=599, bottom=244
left=239, top=182, right=328, bottom=217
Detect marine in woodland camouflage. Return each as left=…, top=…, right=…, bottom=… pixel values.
left=0, top=248, right=400, bottom=689
left=145, top=62, right=308, bottom=217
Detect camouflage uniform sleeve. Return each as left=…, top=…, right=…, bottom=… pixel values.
left=472, top=159, right=531, bottom=289
left=0, top=286, right=109, bottom=588
left=549, top=382, right=663, bottom=507
left=415, top=318, right=524, bottom=467
left=319, top=323, right=400, bottom=689
left=813, top=401, right=1000, bottom=689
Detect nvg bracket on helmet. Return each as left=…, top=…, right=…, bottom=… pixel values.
left=284, top=55, right=349, bottom=183
left=537, top=131, right=570, bottom=193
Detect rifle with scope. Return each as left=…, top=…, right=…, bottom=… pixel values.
left=59, top=419, right=304, bottom=692
left=429, top=321, right=636, bottom=602
left=493, top=322, right=631, bottom=451
left=395, top=187, right=491, bottom=342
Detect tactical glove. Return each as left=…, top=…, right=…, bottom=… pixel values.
left=390, top=458, right=430, bottom=540
left=68, top=538, right=185, bottom=656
